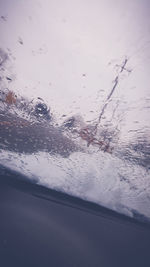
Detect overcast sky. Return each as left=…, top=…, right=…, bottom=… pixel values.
left=0, top=0, right=150, bottom=139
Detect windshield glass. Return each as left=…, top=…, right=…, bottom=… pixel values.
left=0, top=0, right=150, bottom=222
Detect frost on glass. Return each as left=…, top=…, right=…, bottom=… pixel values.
left=0, top=0, right=150, bottom=222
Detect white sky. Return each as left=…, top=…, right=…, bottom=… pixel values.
left=0, top=0, right=150, bottom=138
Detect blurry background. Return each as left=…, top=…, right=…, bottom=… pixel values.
left=0, top=0, right=150, bottom=220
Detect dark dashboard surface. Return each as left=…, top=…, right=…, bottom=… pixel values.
left=0, top=168, right=150, bottom=267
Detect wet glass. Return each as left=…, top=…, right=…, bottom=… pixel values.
left=0, top=0, right=150, bottom=222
